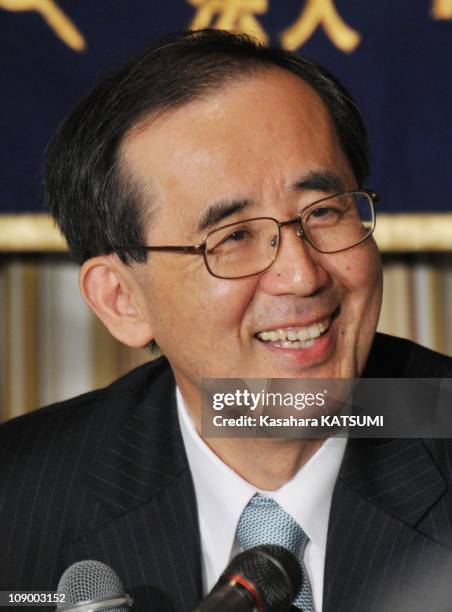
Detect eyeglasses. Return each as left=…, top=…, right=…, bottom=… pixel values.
left=115, top=190, right=378, bottom=280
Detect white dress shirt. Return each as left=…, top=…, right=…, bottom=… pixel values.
left=176, top=388, right=347, bottom=611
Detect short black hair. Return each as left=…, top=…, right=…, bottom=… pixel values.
left=44, top=28, right=369, bottom=264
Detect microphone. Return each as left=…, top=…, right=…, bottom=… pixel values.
left=56, top=560, right=133, bottom=612
left=192, top=544, right=302, bottom=612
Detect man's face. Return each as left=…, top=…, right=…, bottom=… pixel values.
left=122, top=68, right=383, bottom=407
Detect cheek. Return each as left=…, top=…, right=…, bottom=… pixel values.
left=146, top=264, right=259, bottom=341
left=355, top=243, right=383, bottom=305
left=327, top=242, right=383, bottom=315
left=326, top=243, right=382, bottom=373
left=345, top=241, right=380, bottom=287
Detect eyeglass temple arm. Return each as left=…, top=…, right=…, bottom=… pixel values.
left=363, top=189, right=379, bottom=203
left=114, top=244, right=205, bottom=254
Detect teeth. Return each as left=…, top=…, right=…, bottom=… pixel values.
left=257, top=317, right=331, bottom=345
left=281, top=339, right=315, bottom=349
left=298, top=328, right=309, bottom=341
left=318, top=321, right=328, bottom=333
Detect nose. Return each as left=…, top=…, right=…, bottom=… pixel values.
left=258, top=224, right=330, bottom=296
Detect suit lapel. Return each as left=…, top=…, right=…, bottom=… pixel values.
left=323, top=438, right=450, bottom=611
left=68, top=360, right=203, bottom=611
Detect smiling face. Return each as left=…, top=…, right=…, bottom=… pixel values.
left=121, top=68, right=383, bottom=409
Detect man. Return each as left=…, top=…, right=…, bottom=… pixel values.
left=1, top=29, right=451, bottom=611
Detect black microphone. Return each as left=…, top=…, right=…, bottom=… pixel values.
left=192, top=544, right=302, bottom=612
left=55, top=560, right=133, bottom=612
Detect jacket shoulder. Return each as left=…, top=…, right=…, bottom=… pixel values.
left=0, top=356, right=176, bottom=589
left=0, top=356, right=172, bottom=466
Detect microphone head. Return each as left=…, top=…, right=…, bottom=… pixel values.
left=57, top=560, right=132, bottom=611
left=221, top=544, right=302, bottom=612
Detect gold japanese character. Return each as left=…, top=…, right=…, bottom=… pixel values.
left=281, top=0, right=360, bottom=53
left=432, top=0, right=452, bottom=19
left=0, top=0, right=86, bottom=51
left=188, top=0, right=268, bottom=44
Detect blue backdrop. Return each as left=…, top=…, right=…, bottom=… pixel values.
left=1, top=0, right=451, bottom=214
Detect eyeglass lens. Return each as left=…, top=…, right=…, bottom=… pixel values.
left=205, top=192, right=374, bottom=279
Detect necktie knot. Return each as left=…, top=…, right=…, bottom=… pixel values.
left=236, top=494, right=315, bottom=611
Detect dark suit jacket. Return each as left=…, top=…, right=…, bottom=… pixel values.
left=1, top=333, right=452, bottom=611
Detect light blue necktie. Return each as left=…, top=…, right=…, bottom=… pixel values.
left=236, top=494, right=315, bottom=611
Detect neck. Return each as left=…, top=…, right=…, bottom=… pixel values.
left=205, top=436, right=325, bottom=490
left=178, top=381, right=325, bottom=490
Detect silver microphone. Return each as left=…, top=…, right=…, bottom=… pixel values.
left=56, top=560, right=133, bottom=612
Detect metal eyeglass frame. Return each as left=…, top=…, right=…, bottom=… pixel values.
left=114, top=189, right=379, bottom=280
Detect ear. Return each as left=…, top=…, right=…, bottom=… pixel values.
left=80, top=254, right=154, bottom=347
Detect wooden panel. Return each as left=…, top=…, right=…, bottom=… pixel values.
left=1, top=213, right=452, bottom=253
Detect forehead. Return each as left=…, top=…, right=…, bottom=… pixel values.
left=120, top=68, right=353, bottom=231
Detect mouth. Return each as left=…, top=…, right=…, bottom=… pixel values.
left=255, top=307, right=340, bottom=350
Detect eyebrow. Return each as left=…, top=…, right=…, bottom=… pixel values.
left=196, top=171, right=346, bottom=233
left=197, top=199, right=252, bottom=232
left=293, top=171, right=346, bottom=195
